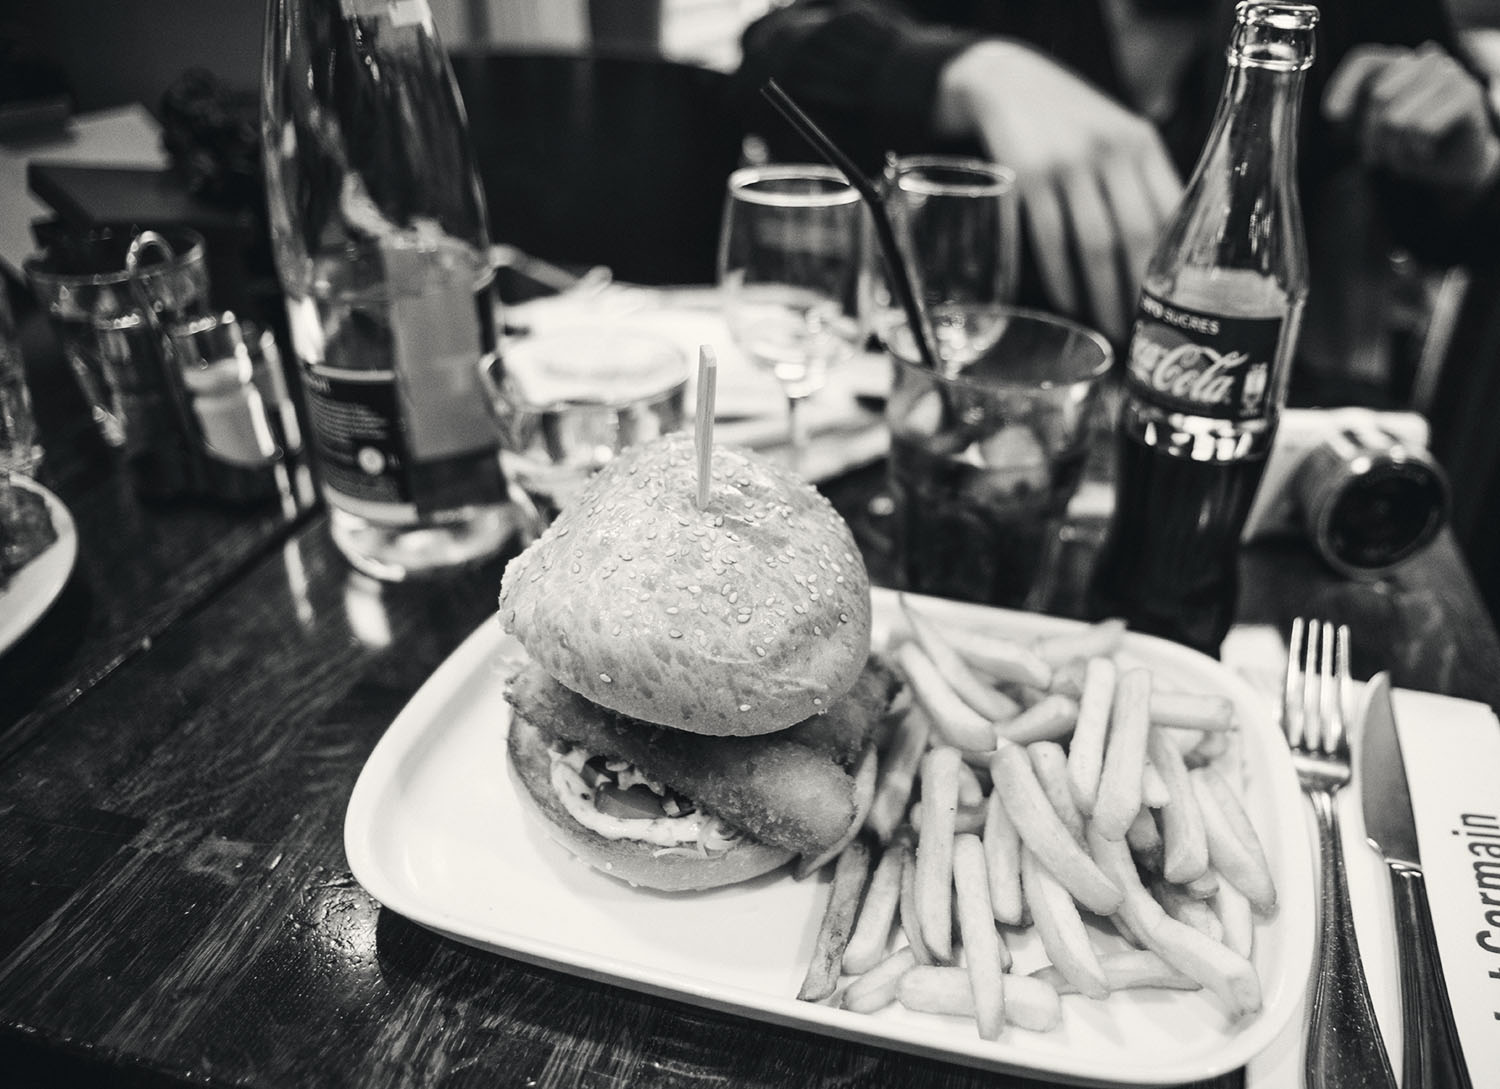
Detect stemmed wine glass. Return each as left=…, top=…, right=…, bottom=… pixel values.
left=717, top=164, right=862, bottom=464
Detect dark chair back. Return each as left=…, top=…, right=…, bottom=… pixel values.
left=449, top=49, right=745, bottom=286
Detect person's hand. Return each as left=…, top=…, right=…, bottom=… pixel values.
left=936, top=40, right=1182, bottom=341
left=1324, top=42, right=1500, bottom=194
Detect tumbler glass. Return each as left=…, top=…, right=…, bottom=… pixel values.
left=886, top=307, right=1112, bottom=610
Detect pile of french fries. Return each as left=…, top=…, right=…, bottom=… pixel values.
left=797, top=599, right=1278, bottom=1042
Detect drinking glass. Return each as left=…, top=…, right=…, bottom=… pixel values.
left=860, top=155, right=1019, bottom=368
left=25, top=228, right=210, bottom=450
left=886, top=307, right=1112, bottom=611
left=483, top=323, right=689, bottom=527
left=717, top=164, right=862, bottom=462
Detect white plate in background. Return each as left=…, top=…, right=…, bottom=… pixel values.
left=0, top=476, right=76, bottom=655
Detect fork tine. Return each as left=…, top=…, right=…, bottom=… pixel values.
left=1318, top=620, right=1339, bottom=755
left=1284, top=617, right=1307, bottom=749
left=1303, top=618, right=1323, bottom=753
left=1326, top=624, right=1351, bottom=756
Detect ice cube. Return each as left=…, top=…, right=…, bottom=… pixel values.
left=976, top=424, right=1050, bottom=497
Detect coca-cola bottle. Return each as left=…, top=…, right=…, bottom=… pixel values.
left=1088, top=2, right=1317, bottom=655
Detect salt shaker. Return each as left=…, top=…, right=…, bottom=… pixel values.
left=167, top=311, right=286, bottom=504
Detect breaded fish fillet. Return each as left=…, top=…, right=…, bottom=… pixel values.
left=782, top=654, right=898, bottom=768
left=507, top=658, right=888, bottom=856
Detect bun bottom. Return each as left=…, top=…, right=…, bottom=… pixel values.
left=506, top=713, right=795, bottom=892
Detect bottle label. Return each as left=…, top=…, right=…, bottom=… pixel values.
left=1125, top=291, right=1283, bottom=421
left=303, top=363, right=506, bottom=520
left=303, top=366, right=415, bottom=516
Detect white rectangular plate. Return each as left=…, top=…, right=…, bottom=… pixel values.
left=344, top=589, right=1315, bottom=1086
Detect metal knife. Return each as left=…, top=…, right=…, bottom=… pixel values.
left=1359, top=672, right=1473, bottom=1089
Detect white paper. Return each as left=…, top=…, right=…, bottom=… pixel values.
left=1244, top=686, right=1499, bottom=1088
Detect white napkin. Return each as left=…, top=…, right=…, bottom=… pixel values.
left=503, top=287, right=891, bottom=482
left=1223, top=628, right=1498, bottom=1088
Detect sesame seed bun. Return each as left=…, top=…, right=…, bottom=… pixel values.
left=506, top=712, right=795, bottom=891
left=498, top=433, right=872, bottom=737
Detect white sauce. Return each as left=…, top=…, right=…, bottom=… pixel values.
left=548, top=755, right=707, bottom=847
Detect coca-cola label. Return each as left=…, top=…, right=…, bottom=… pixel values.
left=1125, top=292, right=1282, bottom=421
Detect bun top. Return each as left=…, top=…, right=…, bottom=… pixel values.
left=499, top=433, right=872, bottom=736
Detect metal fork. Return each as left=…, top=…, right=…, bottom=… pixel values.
left=1283, top=618, right=1396, bottom=1089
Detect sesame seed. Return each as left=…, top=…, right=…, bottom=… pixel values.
left=839, top=612, right=849, bottom=623
left=666, top=607, right=679, bottom=615
left=754, top=646, right=766, bottom=657
left=669, top=630, right=683, bottom=639
left=814, top=626, right=822, bottom=636
left=729, top=592, right=738, bottom=604
left=600, top=673, right=613, bottom=683
left=738, top=703, right=751, bottom=712
left=813, top=698, right=823, bottom=706
left=794, top=604, right=806, bottom=614
left=738, top=614, right=751, bottom=624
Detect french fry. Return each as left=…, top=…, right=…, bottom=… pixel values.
left=842, top=947, right=918, bottom=1013
left=897, top=966, right=1062, bottom=1032
left=1092, top=668, right=1153, bottom=839
left=911, top=801, right=986, bottom=836
left=1181, top=870, right=1220, bottom=900
left=990, top=742, right=1123, bottom=916
left=993, top=694, right=1078, bottom=746
left=843, top=845, right=904, bottom=975
left=902, top=598, right=1021, bottom=722
left=982, top=785, right=1024, bottom=926
left=953, top=834, right=1007, bottom=1038
left=1150, top=690, right=1236, bottom=732
left=897, top=838, right=934, bottom=966
left=1141, top=757, right=1170, bottom=809
left=955, top=760, right=985, bottom=808
left=798, top=839, right=872, bottom=1002
left=1125, top=806, right=1165, bottom=874
left=1047, top=658, right=1088, bottom=700
left=1029, top=741, right=1085, bottom=842
left=1157, top=881, right=1226, bottom=943
left=950, top=629, right=1052, bottom=690
left=1212, top=875, right=1255, bottom=959
left=1088, top=828, right=1260, bottom=1018
left=916, top=747, right=961, bottom=960
left=1032, top=949, right=1199, bottom=995
left=867, top=706, right=931, bottom=844
left=1198, top=765, right=1271, bottom=860
left=1066, top=656, right=1116, bottom=816
left=1184, top=729, right=1231, bottom=767
left=898, top=643, right=996, bottom=752
left=798, top=745, right=878, bottom=878
left=1146, top=725, right=1209, bottom=885
left=1033, top=618, right=1126, bottom=666
left=1191, top=769, right=1276, bottom=913
left=1021, top=846, right=1109, bottom=999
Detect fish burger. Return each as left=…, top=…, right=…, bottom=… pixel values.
left=499, top=433, right=895, bottom=891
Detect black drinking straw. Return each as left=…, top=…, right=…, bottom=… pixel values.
left=759, top=79, right=941, bottom=373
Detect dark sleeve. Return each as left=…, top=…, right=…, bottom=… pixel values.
left=731, top=1, right=983, bottom=173
left=1377, top=172, right=1500, bottom=270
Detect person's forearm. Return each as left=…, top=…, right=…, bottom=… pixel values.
left=734, top=1, right=978, bottom=168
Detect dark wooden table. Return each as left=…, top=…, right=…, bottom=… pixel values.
left=3, top=293, right=1498, bottom=1089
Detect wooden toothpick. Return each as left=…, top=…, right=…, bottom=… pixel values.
left=695, top=345, right=718, bottom=510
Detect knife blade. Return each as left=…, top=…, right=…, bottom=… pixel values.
left=1358, top=672, right=1474, bottom=1089
left=1360, top=672, right=1420, bottom=865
